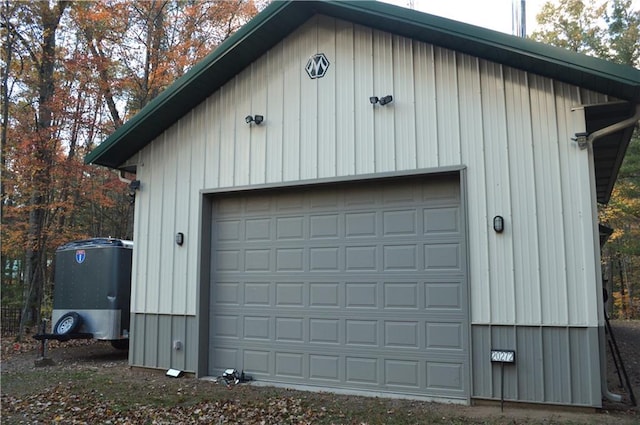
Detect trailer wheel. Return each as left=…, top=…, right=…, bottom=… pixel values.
left=111, top=339, right=129, bottom=350
left=54, top=312, right=82, bottom=334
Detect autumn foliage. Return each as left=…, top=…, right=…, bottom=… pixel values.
left=1, top=0, right=261, bottom=333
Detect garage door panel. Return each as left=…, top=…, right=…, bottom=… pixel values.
left=209, top=177, right=469, bottom=399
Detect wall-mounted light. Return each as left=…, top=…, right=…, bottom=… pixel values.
left=493, top=215, right=504, bottom=233
left=175, top=232, right=184, bottom=246
left=128, top=180, right=140, bottom=204
left=369, top=95, right=393, bottom=106
left=245, top=115, right=264, bottom=125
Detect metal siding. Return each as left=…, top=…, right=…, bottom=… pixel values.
left=129, top=313, right=198, bottom=373
left=203, top=93, right=221, bottom=189
left=144, top=314, right=159, bottom=368
left=146, top=139, right=164, bottom=313
left=393, top=35, right=416, bottom=171
left=335, top=20, right=355, bottom=176
left=457, top=54, right=491, bottom=325
left=317, top=15, right=337, bottom=178
left=413, top=42, right=438, bottom=169
left=434, top=47, right=460, bottom=166
left=266, top=43, right=285, bottom=183
left=373, top=29, right=395, bottom=172
left=159, top=127, right=177, bottom=313
left=353, top=24, right=375, bottom=174
left=219, top=84, right=236, bottom=187
left=250, top=61, right=268, bottom=185
left=529, top=75, right=569, bottom=325
left=300, top=18, right=319, bottom=180
left=282, top=24, right=303, bottom=181
left=234, top=69, right=251, bottom=187
left=472, top=325, right=601, bottom=406
left=555, top=82, right=600, bottom=326
left=187, top=101, right=209, bottom=316
left=504, top=68, right=542, bottom=325
left=480, top=61, right=515, bottom=324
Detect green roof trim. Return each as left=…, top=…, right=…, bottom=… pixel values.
left=85, top=0, right=640, bottom=169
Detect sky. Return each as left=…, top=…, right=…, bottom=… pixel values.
left=380, top=0, right=640, bottom=36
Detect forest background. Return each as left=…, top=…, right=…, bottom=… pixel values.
left=1, top=0, right=639, bottom=339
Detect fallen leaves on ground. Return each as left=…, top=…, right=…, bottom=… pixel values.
left=1, top=384, right=325, bottom=424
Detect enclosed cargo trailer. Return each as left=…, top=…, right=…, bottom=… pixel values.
left=36, top=238, right=133, bottom=349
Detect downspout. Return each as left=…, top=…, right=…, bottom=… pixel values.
left=575, top=103, right=640, bottom=403
left=574, top=104, right=640, bottom=149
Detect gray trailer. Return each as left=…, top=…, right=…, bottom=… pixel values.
left=35, top=238, right=133, bottom=349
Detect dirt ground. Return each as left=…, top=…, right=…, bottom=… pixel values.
left=1, top=321, right=639, bottom=424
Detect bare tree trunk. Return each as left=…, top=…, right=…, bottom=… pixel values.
left=18, top=0, right=69, bottom=340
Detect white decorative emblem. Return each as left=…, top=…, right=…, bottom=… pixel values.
left=305, top=53, right=330, bottom=79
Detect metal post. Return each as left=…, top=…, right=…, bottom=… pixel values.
left=500, top=362, right=505, bottom=412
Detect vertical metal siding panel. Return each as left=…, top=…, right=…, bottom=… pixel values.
left=413, top=42, right=438, bottom=168
left=504, top=68, right=541, bottom=325
left=219, top=84, right=236, bottom=187
left=282, top=26, right=303, bottom=181
left=434, top=47, right=460, bottom=166
left=146, top=139, right=164, bottom=314
left=317, top=16, right=337, bottom=178
left=542, top=327, right=571, bottom=403
left=490, top=326, right=517, bottom=400
left=555, top=83, right=599, bottom=326
left=131, top=314, right=146, bottom=366
left=393, top=35, right=416, bottom=171
left=515, top=326, right=544, bottom=402
left=157, top=315, right=172, bottom=368
left=132, top=150, right=150, bottom=314
left=186, top=315, right=199, bottom=372
left=250, top=60, right=268, bottom=185
left=266, top=43, right=284, bottom=183
left=204, top=93, right=221, bottom=189
left=570, top=327, right=601, bottom=406
left=457, top=54, right=490, bottom=324
left=555, top=83, right=584, bottom=325
left=234, top=69, right=251, bottom=186
left=335, top=20, right=356, bottom=176
left=529, top=75, right=568, bottom=325
left=174, top=109, right=199, bottom=314
left=187, top=99, right=209, bottom=316
left=160, top=125, right=178, bottom=314
left=144, top=314, right=159, bottom=368
left=353, top=24, right=374, bottom=174
left=300, top=18, right=319, bottom=180
left=480, top=61, right=515, bottom=324
left=471, top=325, right=492, bottom=398
left=372, top=29, right=395, bottom=172
left=171, top=316, right=186, bottom=371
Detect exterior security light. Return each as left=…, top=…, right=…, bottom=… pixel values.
left=370, top=95, right=393, bottom=106
left=175, top=232, right=184, bottom=246
left=379, top=95, right=393, bottom=105
left=493, top=215, right=504, bottom=233
left=245, top=115, right=264, bottom=125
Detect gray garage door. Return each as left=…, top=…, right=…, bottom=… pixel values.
left=209, top=174, right=469, bottom=400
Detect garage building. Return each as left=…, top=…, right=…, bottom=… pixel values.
left=86, top=0, right=640, bottom=407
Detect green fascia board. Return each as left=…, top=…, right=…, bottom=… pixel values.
left=85, top=0, right=640, bottom=169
